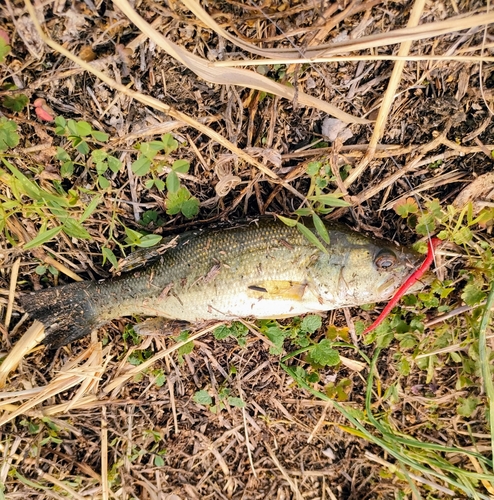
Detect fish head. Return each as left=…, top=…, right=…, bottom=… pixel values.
left=312, top=236, right=426, bottom=307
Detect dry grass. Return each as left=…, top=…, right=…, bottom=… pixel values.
left=1, top=0, right=494, bottom=498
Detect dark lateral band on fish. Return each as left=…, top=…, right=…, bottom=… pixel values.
left=19, top=218, right=427, bottom=348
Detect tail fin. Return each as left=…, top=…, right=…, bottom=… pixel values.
left=20, top=282, right=100, bottom=348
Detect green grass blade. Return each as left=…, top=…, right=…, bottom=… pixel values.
left=296, top=222, right=328, bottom=254
left=478, top=284, right=494, bottom=468
left=312, top=213, right=330, bottom=244
left=24, top=226, right=63, bottom=249
left=80, top=195, right=102, bottom=223
left=276, top=215, right=297, bottom=227
left=1, top=158, right=41, bottom=199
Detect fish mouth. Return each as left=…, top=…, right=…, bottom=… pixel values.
left=376, top=270, right=435, bottom=297
left=377, top=276, right=400, bottom=296
left=407, top=271, right=435, bottom=292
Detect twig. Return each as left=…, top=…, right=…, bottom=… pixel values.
left=214, top=54, right=494, bottom=67
left=5, top=258, right=20, bottom=330
left=165, top=354, right=179, bottom=435
left=101, top=406, right=109, bottom=500
left=238, top=381, right=257, bottom=478
left=307, top=404, right=330, bottom=444
left=0, top=320, right=45, bottom=388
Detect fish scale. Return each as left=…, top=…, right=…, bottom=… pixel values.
left=20, top=218, right=423, bottom=347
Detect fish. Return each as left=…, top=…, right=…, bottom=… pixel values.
left=20, top=218, right=424, bottom=348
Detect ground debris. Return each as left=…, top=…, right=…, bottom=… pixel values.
left=1, top=0, right=493, bottom=497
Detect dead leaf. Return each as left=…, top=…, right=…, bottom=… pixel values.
left=322, top=118, right=354, bottom=143
left=453, top=173, right=494, bottom=210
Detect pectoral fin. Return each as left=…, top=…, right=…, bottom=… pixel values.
left=247, top=281, right=307, bottom=301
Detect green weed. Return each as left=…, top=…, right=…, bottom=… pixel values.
left=131, top=134, right=199, bottom=218
left=213, top=322, right=249, bottom=347
left=0, top=117, right=201, bottom=266
left=2, top=93, right=29, bottom=113
left=0, top=117, right=19, bottom=151
left=193, top=386, right=246, bottom=414
left=0, top=157, right=98, bottom=247
left=174, top=330, right=195, bottom=361
left=0, top=36, right=10, bottom=62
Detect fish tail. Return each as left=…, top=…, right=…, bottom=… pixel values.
left=20, top=282, right=100, bottom=348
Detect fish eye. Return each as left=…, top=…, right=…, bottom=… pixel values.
left=374, top=249, right=398, bottom=270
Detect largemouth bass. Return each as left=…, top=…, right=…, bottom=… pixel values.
left=20, top=218, right=423, bottom=347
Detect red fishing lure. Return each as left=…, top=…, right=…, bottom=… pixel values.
left=362, top=237, right=441, bottom=335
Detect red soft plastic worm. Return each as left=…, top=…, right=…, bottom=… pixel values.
left=362, top=237, right=442, bottom=336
